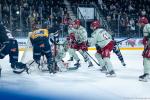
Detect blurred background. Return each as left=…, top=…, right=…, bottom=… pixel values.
left=0, top=0, right=149, bottom=38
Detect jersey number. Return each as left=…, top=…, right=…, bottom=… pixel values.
left=103, top=33, right=109, bottom=39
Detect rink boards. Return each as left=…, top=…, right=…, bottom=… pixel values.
left=19, top=47, right=144, bottom=51
left=17, top=38, right=144, bottom=51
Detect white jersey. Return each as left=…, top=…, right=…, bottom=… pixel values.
left=6, top=29, right=14, bottom=39
left=90, top=28, right=112, bottom=48
left=143, top=24, right=150, bottom=37
left=143, top=24, right=150, bottom=45
left=68, top=27, right=76, bottom=34
left=74, top=26, right=88, bottom=43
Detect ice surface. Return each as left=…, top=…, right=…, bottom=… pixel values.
left=0, top=50, right=150, bottom=100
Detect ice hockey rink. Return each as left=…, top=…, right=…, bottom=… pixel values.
left=0, top=49, right=150, bottom=100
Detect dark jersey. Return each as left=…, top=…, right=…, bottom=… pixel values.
left=0, top=24, right=8, bottom=44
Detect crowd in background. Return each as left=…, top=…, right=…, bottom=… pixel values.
left=0, top=0, right=150, bottom=37
left=98, top=0, right=150, bottom=37
left=68, top=0, right=150, bottom=37
left=0, top=0, right=71, bottom=36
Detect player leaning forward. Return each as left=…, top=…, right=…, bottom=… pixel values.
left=139, top=17, right=150, bottom=82
left=71, top=19, right=93, bottom=67
left=89, top=20, right=116, bottom=77
left=30, top=24, right=54, bottom=73
left=0, top=23, right=26, bottom=73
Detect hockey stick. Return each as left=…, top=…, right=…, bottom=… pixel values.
left=116, top=37, right=134, bottom=44
left=96, top=36, right=133, bottom=44
left=74, top=38, right=100, bottom=66
left=85, top=51, right=100, bottom=66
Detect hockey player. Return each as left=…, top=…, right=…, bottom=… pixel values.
left=54, top=40, right=68, bottom=72
left=67, top=24, right=76, bottom=61
left=106, top=31, right=126, bottom=66
left=138, top=17, right=150, bottom=82
left=30, top=24, right=54, bottom=73
left=71, top=19, right=93, bottom=68
left=89, top=20, right=116, bottom=77
left=113, top=40, right=126, bottom=66
left=0, top=23, right=26, bottom=73
left=67, top=24, right=82, bottom=66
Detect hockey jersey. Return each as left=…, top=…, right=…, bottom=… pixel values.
left=68, top=27, right=76, bottom=34
left=6, top=29, right=14, bottom=39
left=90, top=28, right=112, bottom=48
left=73, top=26, right=88, bottom=43
left=31, top=29, right=49, bottom=40
left=0, top=24, right=8, bottom=44
left=143, top=24, right=150, bottom=45
left=143, top=24, right=150, bottom=37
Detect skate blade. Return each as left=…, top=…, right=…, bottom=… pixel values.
left=106, top=74, right=116, bottom=77
left=100, top=69, right=107, bottom=73
left=13, top=69, right=25, bottom=74
left=67, top=66, right=79, bottom=70
left=139, top=78, right=148, bottom=82
left=88, top=64, right=94, bottom=67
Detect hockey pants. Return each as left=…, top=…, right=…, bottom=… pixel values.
left=33, top=41, right=52, bottom=65
left=0, top=39, right=18, bottom=65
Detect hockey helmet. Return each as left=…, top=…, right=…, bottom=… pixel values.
left=68, top=24, right=73, bottom=28
left=90, top=20, right=100, bottom=30
left=73, top=19, right=81, bottom=26
left=139, top=17, right=148, bottom=24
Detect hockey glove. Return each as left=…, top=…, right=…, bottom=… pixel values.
left=95, top=44, right=101, bottom=50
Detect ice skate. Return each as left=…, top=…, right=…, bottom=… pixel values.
left=100, top=66, right=107, bottom=73
left=106, top=70, right=116, bottom=77
left=121, top=62, right=126, bottom=66
left=139, top=73, right=149, bottom=82
left=47, top=63, right=56, bottom=74
left=88, top=61, right=93, bottom=67
left=74, top=60, right=80, bottom=67
left=13, top=63, right=27, bottom=74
